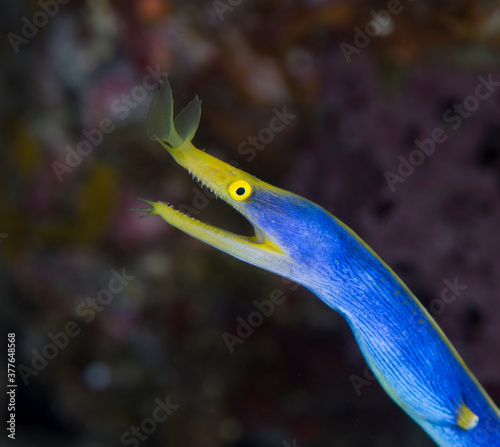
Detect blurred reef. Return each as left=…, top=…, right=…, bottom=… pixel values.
left=1, top=1, right=500, bottom=446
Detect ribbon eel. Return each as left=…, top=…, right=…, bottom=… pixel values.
left=133, top=77, right=500, bottom=446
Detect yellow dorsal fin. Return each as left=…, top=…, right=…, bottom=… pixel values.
left=457, top=403, right=479, bottom=430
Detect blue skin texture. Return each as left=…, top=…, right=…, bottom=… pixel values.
left=138, top=77, right=500, bottom=446
left=241, top=186, right=500, bottom=446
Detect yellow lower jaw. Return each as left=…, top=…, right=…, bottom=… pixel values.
left=134, top=198, right=252, bottom=253
left=133, top=199, right=285, bottom=270
left=139, top=74, right=290, bottom=271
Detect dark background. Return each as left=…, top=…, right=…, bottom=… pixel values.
left=1, top=1, right=500, bottom=446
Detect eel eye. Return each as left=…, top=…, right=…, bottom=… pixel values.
left=228, top=180, right=252, bottom=201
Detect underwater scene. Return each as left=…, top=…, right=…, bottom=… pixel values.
left=1, top=1, right=500, bottom=446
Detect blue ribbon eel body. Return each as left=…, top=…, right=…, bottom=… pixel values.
left=133, top=77, right=500, bottom=446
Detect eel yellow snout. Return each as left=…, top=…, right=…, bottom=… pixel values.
left=133, top=76, right=500, bottom=447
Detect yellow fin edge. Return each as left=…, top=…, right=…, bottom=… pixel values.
left=457, top=403, right=479, bottom=430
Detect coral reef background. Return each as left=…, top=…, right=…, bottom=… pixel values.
left=1, top=1, right=500, bottom=446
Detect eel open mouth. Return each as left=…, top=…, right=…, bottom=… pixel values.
left=131, top=76, right=287, bottom=263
